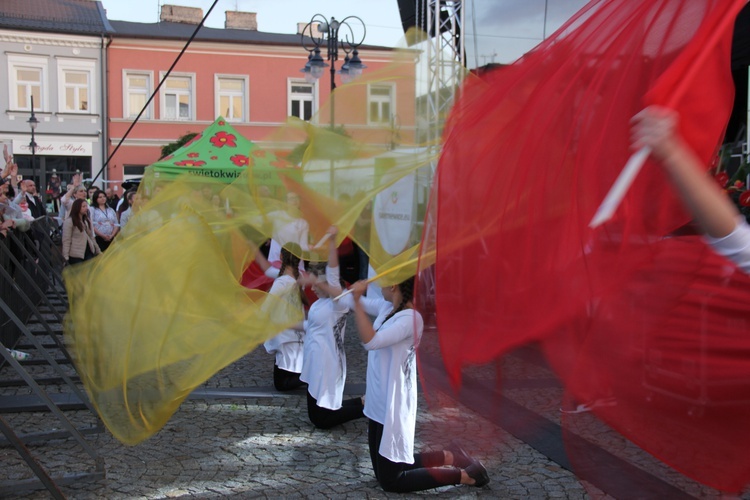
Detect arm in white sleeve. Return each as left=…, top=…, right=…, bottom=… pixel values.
left=363, top=312, right=414, bottom=351
left=704, top=218, right=750, bottom=274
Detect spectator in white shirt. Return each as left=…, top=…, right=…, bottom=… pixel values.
left=118, top=190, right=137, bottom=229
left=59, top=173, right=86, bottom=222
left=90, top=189, right=119, bottom=251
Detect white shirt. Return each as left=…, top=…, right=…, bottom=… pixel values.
left=267, top=209, right=310, bottom=266
left=119, top=207, right=133, bottom=229
left=359, top=303, right=424, bottom=464
left=340, top=293, right=393, bottom=330
left=704, top=219, right=750, bottom=274
left=263, top=274, right=305, bottom=373
left=91, top=206, right=118, bottom=237
left=300, top=265, right=350, bottom=409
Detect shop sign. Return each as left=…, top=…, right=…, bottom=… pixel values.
left=12, top=140, right=93, bottom=157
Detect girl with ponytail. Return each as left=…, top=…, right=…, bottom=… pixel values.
left=257, top=242, right=308, bottom=391
left=349, top=276, right=490, bottom=492
left=299, top=226, right=364, bottom=429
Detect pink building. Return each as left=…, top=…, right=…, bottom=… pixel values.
left=106, top=5, right=416, bottom=187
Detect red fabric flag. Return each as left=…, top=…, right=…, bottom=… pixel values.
left=419, top=0, right=750, bottom=491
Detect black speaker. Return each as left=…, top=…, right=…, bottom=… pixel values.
left=732, top=3, right=750, bottom=69
left=397, top=0, right=454, bottom=40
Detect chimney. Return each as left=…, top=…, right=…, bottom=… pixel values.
left=298, top=22, right=320, bottom=36
left=160, top=5, right=203, bottom=25
left=225, top=11, right=258, bottom=31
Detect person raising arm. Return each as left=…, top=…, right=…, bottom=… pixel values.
left=631, top=106, right=750, bottom=272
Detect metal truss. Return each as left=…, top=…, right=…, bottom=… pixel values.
left=417, top=0, right=466, bottom=155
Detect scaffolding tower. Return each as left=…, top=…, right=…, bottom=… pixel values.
left=416, top=0, right=466, bottom=155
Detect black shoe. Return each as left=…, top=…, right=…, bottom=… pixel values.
left=446, top=441, right=473, bottom=469
left=465, top=459, right=490, bottom=488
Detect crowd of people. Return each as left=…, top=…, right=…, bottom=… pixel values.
left=0, top=144, right=141, bottom=268
left=55, top=172, right=140, bottom=264
left=1, top=146, right=36, bottom=240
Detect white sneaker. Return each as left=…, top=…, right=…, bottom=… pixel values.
left=559, top=396, right=617, bottom=414
left=6, top=348, right=31, bottom=361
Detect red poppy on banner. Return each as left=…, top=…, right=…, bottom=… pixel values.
left=210, top=131, right=237, bottom=148
left=230, top=154, right=249, bottom=167
left=174, top=160, right=206, bottom=167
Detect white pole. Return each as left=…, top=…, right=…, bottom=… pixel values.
left=589, top=147, right=651, bottom=228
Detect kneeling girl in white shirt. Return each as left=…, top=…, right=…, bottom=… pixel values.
left=351, top=277, right=490, bottom=492
left=299, top=226, right=364, bottom=428
left=258, top=243, right=308, bottom=391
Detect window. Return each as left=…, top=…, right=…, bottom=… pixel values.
left=123, top=165, right=146, bottom=179
left=215, top=76, right=247, bottom=122
left=63, top=72, right=89, bottom=111
left=8, top=54, right=48, bottom=111
left=124, top=72, right=152, bottom=119
left=160, top=74, right=195, bottom=121
left=368, top=84, right=394, bottom=125
left=57, top=59, right=96, bottom=114
left=288, top=81, right=315, bottom=121
left=17, top=68, right=42, bottom=110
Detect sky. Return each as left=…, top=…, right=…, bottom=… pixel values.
left=99, top=0, right=590, bottom=66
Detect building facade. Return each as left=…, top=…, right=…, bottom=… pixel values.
left=107, top=5, right=416, bottom=188
left=0, top=0, right=112, bottom=199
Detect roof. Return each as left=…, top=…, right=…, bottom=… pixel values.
left=148, top=116, right=298, bottom=183
left=0, top=0, right=113, bottom=35
left=109, top=20, right=392, bottom=51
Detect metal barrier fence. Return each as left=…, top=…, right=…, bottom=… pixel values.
left=0, top=215, right=104, bottom=498
left=0, top=216, right=63, bottom=348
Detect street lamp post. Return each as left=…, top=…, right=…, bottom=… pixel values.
left=27, top=95, right=40, bottom=203
left=300, top=14, right=366, bottom=196
left=300, top=14, right=367, bottom=129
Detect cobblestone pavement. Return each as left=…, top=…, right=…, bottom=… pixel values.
left=1, top=306, right=747, bottom=499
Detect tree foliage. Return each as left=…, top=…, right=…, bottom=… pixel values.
left=286, top=125, right=349, bottom=165
left=160, top=132, right=198, bottom=159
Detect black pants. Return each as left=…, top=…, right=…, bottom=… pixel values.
left=273, top=364, right=305, bottom=391
left=307, top=391, right=364, bottom=429
left=357, top=246, right=370, bottom=281
left=368, top=419, right=461, bottom=492
left=96, top=235, right=111, bottom=252
left=68, top=244, right=95, bottom=265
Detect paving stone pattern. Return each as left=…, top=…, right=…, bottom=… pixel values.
left=2, top=308, right=747, bottom=499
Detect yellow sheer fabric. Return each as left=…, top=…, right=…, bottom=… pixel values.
left=65, top=194, right=300, bottom=444
left=64, top=40, right=441, bottom=444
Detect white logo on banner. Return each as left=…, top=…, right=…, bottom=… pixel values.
left=373, top=173, right=414, bottom=256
